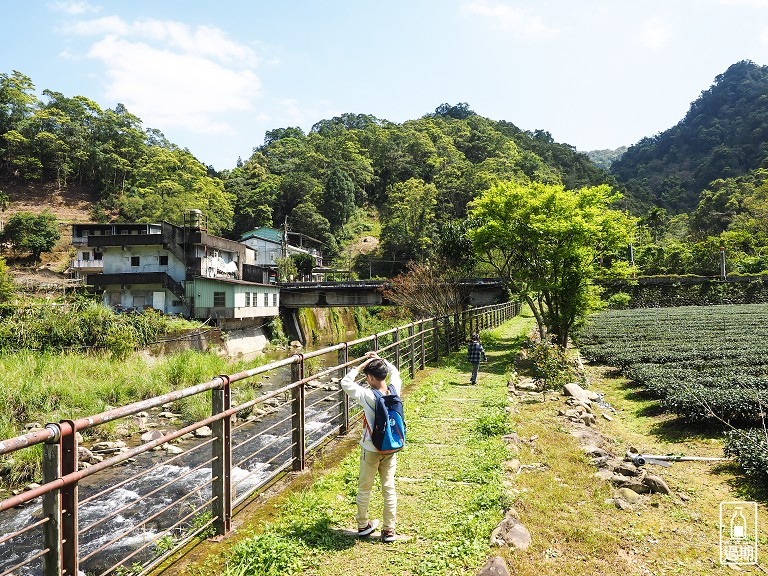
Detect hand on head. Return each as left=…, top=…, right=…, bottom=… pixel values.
left=359, top=351, right=380, bottom=368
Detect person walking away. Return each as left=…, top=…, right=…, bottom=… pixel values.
left=467, top=332, right=487, bottom=384
left=340, top=351, right=402, bottom=542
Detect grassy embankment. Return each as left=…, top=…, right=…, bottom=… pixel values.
left=170, top=309, right=768, bottom=576
left=0, top=350, right=268, bottom=485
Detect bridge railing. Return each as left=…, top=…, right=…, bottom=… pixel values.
left=0, top=301, right=519, bottom=576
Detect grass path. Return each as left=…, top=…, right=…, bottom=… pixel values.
left=178, top=314, right=533, bottom=576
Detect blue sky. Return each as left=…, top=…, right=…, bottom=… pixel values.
left=4, top=1, right=768, bottom=170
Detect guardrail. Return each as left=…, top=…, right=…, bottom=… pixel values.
left=0, top=301, right=520, bottom=576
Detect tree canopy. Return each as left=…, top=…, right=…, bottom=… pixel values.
left=2, top=209, right=60, bottom=260
left=468, top=182, right=636, bottom=347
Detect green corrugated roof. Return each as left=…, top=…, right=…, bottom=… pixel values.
left=240, top=227, right=283, bottom=243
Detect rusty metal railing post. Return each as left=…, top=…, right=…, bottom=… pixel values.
left=212, top=376, right=232, bottom=536
left=432, top=318, right=439, bottom=362
left=393, top=328, right=400, bottom=370
left=338, top=344, right=349, bottom=434
left=442, top=316, right=451, bottom=354
left=291, top=356, right=305, bottom=472
left=43, top=424, right=61, bottom=576
left=408, top=323, right=415, bottom=379
left=59, top=420, right=78, bottom=576
left=419, top=320, right=425, bottom=370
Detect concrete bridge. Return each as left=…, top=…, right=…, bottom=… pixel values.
left=277, top=278, right=508, bottom=308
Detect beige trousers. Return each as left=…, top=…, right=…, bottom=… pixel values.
left=357, top=448, right=397, bottom=530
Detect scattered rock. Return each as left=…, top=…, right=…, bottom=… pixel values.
left=615, top=487, right=642, bottom=505
left=643, top=474, right=671, bottom=495
left=582, top=445, right=610, bottom=458
left=165, top=444, right=184, bottom=455
left=194, top=426, right=213, bottom=438
left=141, top=430, right=165, bottom=443
left=563, top=383, right=591, bottom=401
left=157, top=411, right=181, bottom=419
left=78, top=447, right=95, bottom=462
left=616, top=462, right=640, bottom=477
left=516, top=379, right=539, bottom=392
left=594, top=469, right=615, bottom=481
left=614, top=477, right=651, bottom=494
left=504, top=459, right=521, bottom=473
left=602, top=413, right=613, bottom=421
left=91, top=441, right=127, bottom=453
left=477, top=556, right=510, bottom=576
left=24, top=483, right=42, bottom=491
left=290, top=340, right=302, bottom=348
left=490, top=511, right=532, bottom=550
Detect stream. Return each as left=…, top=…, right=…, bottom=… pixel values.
left=0, top=339, right=355, bottom=575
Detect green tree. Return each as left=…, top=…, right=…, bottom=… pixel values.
left=469, top=182, right=635, bottom=347
left=2, top=210, right=61, bottom=260
left=380, top=178, right=437, bottom=262
left=323, top=168, right=356, bottom=228
left=290, top=252, right=315, bottom=279
left=0, top=256, right=14, bottom=303
left=275, top=256, right=298, bottom=282
left=0, top=189, right=9, bottom=230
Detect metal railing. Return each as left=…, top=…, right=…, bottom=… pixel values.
left=0, top=301, right=520, bottom=576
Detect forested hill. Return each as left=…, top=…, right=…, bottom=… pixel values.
left=0, top=73, right=610, bottom=269
left=611, top=60, right=768, bottom=213
left=224, top=106, right=609, bottom=265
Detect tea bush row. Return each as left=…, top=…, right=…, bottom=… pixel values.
left=576, top=304, right=768, bottom=483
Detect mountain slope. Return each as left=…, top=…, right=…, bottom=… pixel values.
left=611, top=60, right=768, bottom=212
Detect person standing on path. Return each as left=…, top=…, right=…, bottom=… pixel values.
left=340, top=351, right=402, bottom=543
left=467, top=332, right=487, bottom=384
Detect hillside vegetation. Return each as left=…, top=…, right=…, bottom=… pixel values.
left=612, top=60, right=768, bottom=213
left=0, top=73, right=609, bottom=274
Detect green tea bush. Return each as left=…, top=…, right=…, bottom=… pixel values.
left=724, top=429, right=768, bottom=485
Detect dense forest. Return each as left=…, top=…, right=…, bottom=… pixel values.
left=612, top=60, right=768, bottom=213
left=0, top=72, right=609, bottom=273
left=3, top=61, right=768, bottom=278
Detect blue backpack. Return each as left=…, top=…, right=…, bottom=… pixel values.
left=365, top=385, right=406, bottom=453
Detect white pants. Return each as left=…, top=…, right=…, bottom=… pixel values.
left=357, top=448, right=397, bottom=530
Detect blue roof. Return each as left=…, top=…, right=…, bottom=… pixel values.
left=240, top=227, right=283, bottom=243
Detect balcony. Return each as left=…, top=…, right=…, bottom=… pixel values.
left=71, top=259, right=104, bottom=271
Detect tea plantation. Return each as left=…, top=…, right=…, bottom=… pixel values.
left=576, top=304, right=768, bottom=483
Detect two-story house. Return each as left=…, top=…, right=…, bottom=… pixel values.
left=71, top=216, right=280, bottom=324
left=239, top=227, right=323, bottom=279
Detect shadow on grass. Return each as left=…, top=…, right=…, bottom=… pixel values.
left=287, top=518, right=359, bottom=552
left=711, top=463, right=768, bottom=504
left=646, top=416, right=727, bottom=443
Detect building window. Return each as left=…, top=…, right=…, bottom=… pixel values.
left=81, top=252, right=90, bottom=261
left=159, top=255, right=168, bottom=265
left=131, top=256, right=140, bottom=266
left=245, top=292, right=251, bottom=307
left=94, top=252, right=102, bottom=261
left=213, top=292, right=225, bottom=307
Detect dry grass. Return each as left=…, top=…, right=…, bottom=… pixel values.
left=499, top=363, right=768, bottom=575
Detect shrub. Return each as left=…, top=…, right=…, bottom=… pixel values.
left=724, top=429, right=768, bottom=485
left=607, top=291, right=631, bottom=309
left=529, top=342, right=580, bottom=390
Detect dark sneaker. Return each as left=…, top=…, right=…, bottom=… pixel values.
left=381, top=528, right=396, bottom=543
left=357, top=519, right=378, bottom=537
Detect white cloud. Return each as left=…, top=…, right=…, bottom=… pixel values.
left=66, top=16, right=262, bottom=134
left=462, top=0, right=559, bottom=39
left=49, top=0, right=100, bottom=15
left=638, top=17, right=673, bottom=49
